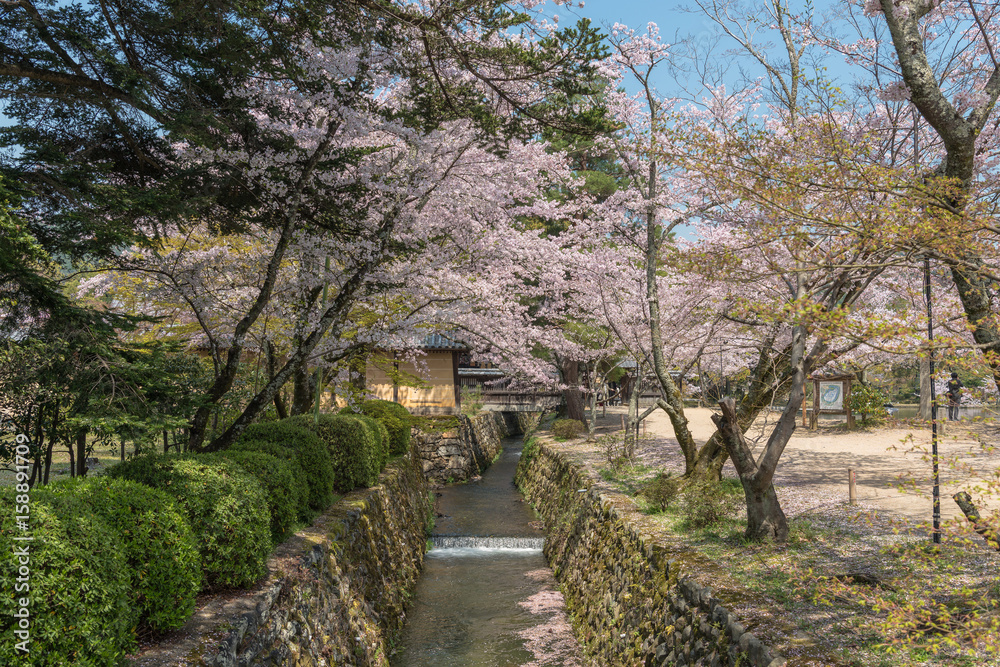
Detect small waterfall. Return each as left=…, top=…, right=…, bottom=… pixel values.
left=430, top=536, right=545, bottom=549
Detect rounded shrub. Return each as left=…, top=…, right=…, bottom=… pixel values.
left=211, top=450, right=300, bottom=543
left=107, top=454, right=272, bottom=589
left=551, top=418, right=586, bottom=440
left=341, top=399, right=412, bottom=456
left=291, top=414, right=381, bottom=491
left=640, top=472, right=681, bottom=513
left=74, top=477, right=201, bottom=633
left=0, top=486, right=136, bottom=666
left=849, top=383, right=890, bottom=426
left=233, top=420, right=333, bottom=517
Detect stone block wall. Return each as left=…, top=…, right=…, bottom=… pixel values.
left=515, top=441, right=786, bottom=667
left=413, top=411, right=540, bottom=484
left=199, top=454, right=431, bottom=667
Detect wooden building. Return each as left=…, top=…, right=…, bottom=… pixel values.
left=366, top=334, right=467, bottom=414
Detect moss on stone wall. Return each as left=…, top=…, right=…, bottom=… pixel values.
left=413, top=411, right=541, bottom=484
left=516, top=442, right=787, bottom=667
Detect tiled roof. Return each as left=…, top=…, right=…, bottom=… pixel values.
left=420, top=333, right=467, bottom=350
left=457, top=367, right=504, bottom=376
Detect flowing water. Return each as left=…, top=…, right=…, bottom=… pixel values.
left=391, top=437, right=581, bottom=667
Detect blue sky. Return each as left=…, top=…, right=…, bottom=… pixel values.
left=548, top=1, right=709, bottom=39
left=545, top=0, right=859, bottom=99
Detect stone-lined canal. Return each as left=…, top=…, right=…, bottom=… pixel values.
left=391, top=437, right=585, bottom=666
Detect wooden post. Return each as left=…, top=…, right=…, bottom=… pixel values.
left=811, top=378, right=819, bottom=429
left=849, top=468, right=857, bottom=504
left=845, top=380, right=855, bottom=429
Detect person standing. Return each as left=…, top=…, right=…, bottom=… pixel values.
left=946, top=372, right=963, bottom=421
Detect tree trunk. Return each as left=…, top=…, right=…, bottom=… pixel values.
left=710, top=309, right=807, bottom=544
left=266, top=340, right=289, bottom=420
left=42, top=439, right=54, bottom=486
left=954, top=491, right=1000, bottom=552
left=919, top=356, right=931, bottom=420
left=561, top=358, right=587, bottom=424
left=712, top=398, right=790, bottom=542
left=878, top=3, right=1000, bottom=397
left=587, top=365, right=599, bottom=439
left=697, top=358, right=707, bottom=408
left=29, top=406, right=43, bottom=486
left=75, top=428, right=88, bottom=477
left=291, top=364, right=315, bottom=416
left=627, top=374, right=642, bottom=458
left=42, top=405, right=57, bottom=485
left=689, top=337, right=796, bottom=480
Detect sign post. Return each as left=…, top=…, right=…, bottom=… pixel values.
left=810, top=374, right=855, bottom=429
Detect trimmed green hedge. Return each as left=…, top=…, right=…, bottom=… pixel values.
left=291, top=414, right=383, bottom=491
left=341, top=399, right=412, bottom=455
left=108, top=454, right=272, bottom=589
left=74, top=477, right=201, bottom=633
left=233, top=421, right=333, bottom=518
left=352, top=413, right=389, bottom=472
left=211, top=450, right=300, bottom=542
left=0, top=487, right=136, bottom=666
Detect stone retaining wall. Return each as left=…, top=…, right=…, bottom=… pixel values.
left=414, top=411, right=540, bottom=483
left=515, top=441, right=786, bottom=667
left=199, top=454, right=431, bottom=666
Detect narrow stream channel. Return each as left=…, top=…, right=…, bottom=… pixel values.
left=391, top=436, right=583, bottom=667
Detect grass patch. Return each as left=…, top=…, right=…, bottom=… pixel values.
left=409, top=415, right=460, bottom=433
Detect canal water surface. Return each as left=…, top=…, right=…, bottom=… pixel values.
left=390, top=437, right=584, bottom=667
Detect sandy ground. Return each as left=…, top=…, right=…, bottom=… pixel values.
left=598, top=404, right=1000, bottom=524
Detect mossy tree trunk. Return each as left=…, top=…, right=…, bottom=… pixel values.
left=710, top=312, right=815, bottom=543
left=712, top=398, right=790, bottom=542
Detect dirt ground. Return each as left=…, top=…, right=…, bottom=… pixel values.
left=591, top=404, right=1000, bottom=524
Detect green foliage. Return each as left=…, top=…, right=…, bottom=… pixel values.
left=641, top=472, right=681, bottom=513
left=376, top=419, right=391, bottom=462
left=290, top=414, right=383, bottom=491
left=459, top=385, right=484, bottom=416
left=340, top=399, right=412, bottom=455
left=0, top=487, right=136, bottom=666
left=681, top=479, right=739, bottom=529
left=521, top=436, right=540, bottom=466
left=61, top=477, right=202, bottom=633
left=0, top=176, right=68, bottom=332
left=212, top=450, right=301, bottom=543
left=552, top=418, right=586, bottom=440
left=348, top=413, right=390, bottom=472
left=0, top=329, right=208, bottom=482
left=850, top=383, right=889, bottom=426
left=107, top=454, right=272, bottom=589
left=233, top=420, right=333, bottom=517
